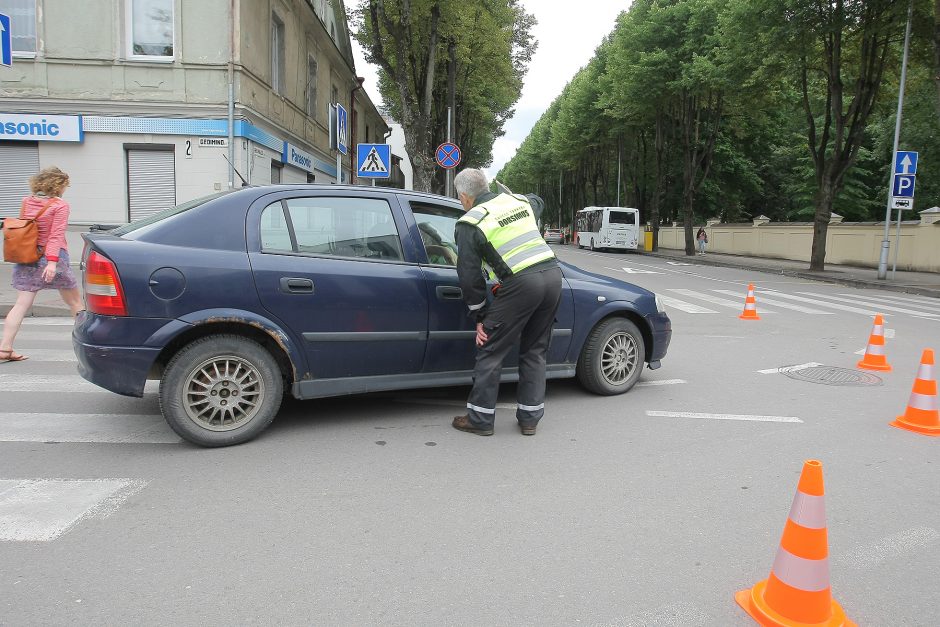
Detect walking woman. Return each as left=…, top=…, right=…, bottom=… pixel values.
left=696, top=227, right=708, bottom=255
left=1, top=167, right=82, bottom=363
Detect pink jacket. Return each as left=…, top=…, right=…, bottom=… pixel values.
left=20, top=196, right=70, bottom=262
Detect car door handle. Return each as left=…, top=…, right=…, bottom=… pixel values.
left=280, top=277, right=314, bottom=294
left=436, top=286, right=463, bottom=300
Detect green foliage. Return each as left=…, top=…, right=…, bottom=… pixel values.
left=496, top=0, right=938, bottom=257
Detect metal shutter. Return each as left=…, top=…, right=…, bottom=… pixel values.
left=127, top=149, right=176, bottom=222
left=0, top=143, right=40, bottom=218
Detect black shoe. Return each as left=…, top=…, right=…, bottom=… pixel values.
left=519, top=423, right=537, bottom=436
left=452, top=415, right=494, bottom=436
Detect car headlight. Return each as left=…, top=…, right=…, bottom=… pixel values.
left=655, top=294, right=666, bottom=313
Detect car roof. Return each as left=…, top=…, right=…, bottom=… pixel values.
left=226, top=184, right=459, bottom=205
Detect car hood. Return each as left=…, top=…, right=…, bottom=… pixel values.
left=558, top=261, right=656, bottom=306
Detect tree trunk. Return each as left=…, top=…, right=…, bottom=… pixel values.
left=809, top=182, right=835, bottom=271
left=935, top=0, right=940, bottom=117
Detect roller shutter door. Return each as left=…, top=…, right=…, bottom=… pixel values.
left=127, top=149, right=176, bottom=222
left=0, top=142, right=40, bottom=218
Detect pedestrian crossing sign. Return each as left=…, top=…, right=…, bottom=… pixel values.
left=357, top=143, right=391, bottom=179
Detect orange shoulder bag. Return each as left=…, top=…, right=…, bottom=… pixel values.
left=2, top=199, right=55, bottom=264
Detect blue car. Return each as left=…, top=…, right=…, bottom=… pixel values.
left=73, top=186, right=671, bottom=446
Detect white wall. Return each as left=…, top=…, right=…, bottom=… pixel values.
left=386, top=123, right=413, bottom=190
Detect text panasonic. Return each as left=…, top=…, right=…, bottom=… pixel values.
left=0, top=114, right=83, bottom=142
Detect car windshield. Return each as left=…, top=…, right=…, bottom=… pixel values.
left=110, top=191, right=235, bottom=236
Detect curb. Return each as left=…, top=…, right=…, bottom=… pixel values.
left=637, top=250, right=940, bottom=299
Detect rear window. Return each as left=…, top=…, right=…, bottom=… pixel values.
left=110, top=191, right=234, bottom=236
left=609, top=211, right=636, bottom=225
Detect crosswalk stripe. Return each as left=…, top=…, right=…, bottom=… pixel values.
left=829, top=293, right=940, bottom=316
left=9, top=331, right=74, bottom=342
left=657, top=295, right=718, bottom=314
left=0, top=413, right=179, bottom=444
left=756, top=290, right=886, bottom=316
left=844, top=293, right=939, bottom=308
left=16, top=318, right=75, bottom=326
left=1, top=349, right=77, bottom=362
left=669, top=289, right=777, bottom=312
left=713, top=290, right=834, bottom=314
left=645, top=411, right=803, bottom=423
left=0, top=374, right=158, bottom=394
left=795, top=292, right=940, bottom=318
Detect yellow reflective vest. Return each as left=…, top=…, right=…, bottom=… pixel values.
left=457, top=193, right=555, bottom=276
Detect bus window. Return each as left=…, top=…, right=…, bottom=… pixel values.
left=608, top=211, right=636, bottom=225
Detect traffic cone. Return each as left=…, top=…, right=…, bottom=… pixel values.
left=890, top=349, right=940, bottom=437
left=739, top=283, right=760, bottom=320
left=856, top=314, right=891, bottom=371
left=735, top=460, right=856, bottom=627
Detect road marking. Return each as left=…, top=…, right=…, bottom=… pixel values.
left=757, top=362, right=823, bottom=374
left=796, top=292, right=940, bottom=318
left=0, top=413, right=179, bottom=444
left=713, top=289, right=834, bottom=314
left=0, top=478, right=148, bottom=542
left=0, top=374, right=158, bottom=394
left=0, top=348, right=76, bottom=362
left=604, top=265, right=660, bottom=275
left=635, top=379, right=686, bottom=386
left=837, top=527, right=940, bottom=570
left=666, top=261, right=695, bottom=266
left=843, top=292, right=939, bottom=308
left=645, top=411, right=802, bottom=423
left=838, top=293, right=940, bottom=314
left=756, top=290, right=886, bottom=317
left=669, top=289, right=776, bottom=312
left=14, top=318, right=75, bottom=326
left=9, top=330, right=74, bottom=342
left=597, top=602, right=712, bottom=627
left=657, top=295, right=718, bottom=314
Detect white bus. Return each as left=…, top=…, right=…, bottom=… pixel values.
left=575, top=206, right=641, bottom=251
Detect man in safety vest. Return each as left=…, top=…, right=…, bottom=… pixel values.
left=451, top=168, right=563, bottom=436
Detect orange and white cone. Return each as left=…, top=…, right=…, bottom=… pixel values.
left=735, top=460, right=856, bottom=627
left=739, top=283, right=760, bottom=320
left=890, top=349, right=940, bottom=437
left=856, top=314, right=891, bottom=371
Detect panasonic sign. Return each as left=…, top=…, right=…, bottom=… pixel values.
left=0, top=113, right=83, bottom=142
left=282, top=142, right=315, bottom=174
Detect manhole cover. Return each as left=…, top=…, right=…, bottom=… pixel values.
left=783, top=366, right=883, bottom=386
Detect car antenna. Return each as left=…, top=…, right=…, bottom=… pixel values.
left=222, top=154, right=250, bottom=187
left=493, top=179, right=513, bottom=195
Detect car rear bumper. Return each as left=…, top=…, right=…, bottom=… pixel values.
left=72, top=311, right=170, bottom=397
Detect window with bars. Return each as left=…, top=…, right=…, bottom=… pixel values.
left=306, top=56, right=318, bottom=119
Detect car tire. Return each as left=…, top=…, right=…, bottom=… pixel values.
left=159, top=335, right=284, bottom=447
left=576, top=318, right=645, bottom=395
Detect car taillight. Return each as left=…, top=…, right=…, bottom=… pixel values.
left=84, top=251, right=127, bottom=316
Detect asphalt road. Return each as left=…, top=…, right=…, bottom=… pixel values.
left=1, top=247, right=938, bottom=626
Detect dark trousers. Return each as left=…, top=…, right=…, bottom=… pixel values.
left=466, top=265, right=563, bottom=428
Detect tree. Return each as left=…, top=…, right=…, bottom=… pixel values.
left=353, top=1, right=534, bottom=192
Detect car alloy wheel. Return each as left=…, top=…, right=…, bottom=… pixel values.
left=183, top=354, right=265, bottom=431
left=576, top=318, right=645, bottom=395
left=599, top=331, right=638, bottom=386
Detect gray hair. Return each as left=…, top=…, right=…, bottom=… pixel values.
left=454, top=168, right=489, bottom=200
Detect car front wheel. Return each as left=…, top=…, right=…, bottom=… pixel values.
left=159, top=335, right=283, bottom=446
left=576, top=318, right=645, bottom=395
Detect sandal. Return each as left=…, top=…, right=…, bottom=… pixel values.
left=0, top=350, right=28, bottom=363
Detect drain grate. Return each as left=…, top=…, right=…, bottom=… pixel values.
left=783, top=365, right=883, bottom=386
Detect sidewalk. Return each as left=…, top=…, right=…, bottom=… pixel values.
left=636, top=247, right=940, bottom=299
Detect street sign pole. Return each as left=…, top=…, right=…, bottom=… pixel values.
left=446, top=107, right=453, bottom=198
left=878, top=0, right=913, bottom=280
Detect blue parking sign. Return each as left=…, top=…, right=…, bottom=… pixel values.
left=0, top=13, right=12, bottom=68
left=893, top=174, right=916, bottom=198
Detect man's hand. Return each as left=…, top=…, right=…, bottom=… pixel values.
left=475, top=322, right=489, bottom=347
left=42, top=261, right=57, bottom=283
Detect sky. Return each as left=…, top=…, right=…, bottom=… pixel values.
left=350, top=1, right=629, bottom=181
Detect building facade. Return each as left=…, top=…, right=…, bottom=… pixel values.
left=0, top=0, right=389, bottom=224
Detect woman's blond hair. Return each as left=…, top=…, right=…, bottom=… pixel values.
left=29, top=167, right=70, bottom=197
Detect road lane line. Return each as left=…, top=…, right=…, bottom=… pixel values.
left=0, top=374, right=158, bottom=394
left=756, top=290, right=886, bottom=316
left=669, top=289, right=777, bottom=312
left=795, top=291, right=940, bottom=318
left=837, top=527, right=940, bottom=570
left=757, top=362, right=823, bottom=374
left=635, top=379, right=686, bottom=386
left=0, top=478, right=148, bottom=542
left=2, top=349, right=77, bottom=362
left=657, top=295, right=719, bottom=314
left=713, top=290, right=834, bottom=314
left=0, top=413, right=179, bottom=444
left=841, top=292, right=939, bottom=308
left=12, top=318, right=75, bottom=326
left=645, top=411, right=802, bottom=423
